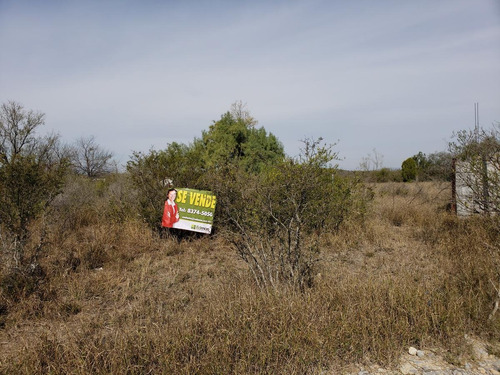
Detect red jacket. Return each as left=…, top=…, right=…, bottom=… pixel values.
left=162, top=201, right=179, bottom=228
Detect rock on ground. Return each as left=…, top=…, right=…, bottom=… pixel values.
left=339, top=337, right=500, bottom=375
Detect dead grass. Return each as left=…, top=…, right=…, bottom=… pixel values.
left=1, top=181, right=499, bottom=374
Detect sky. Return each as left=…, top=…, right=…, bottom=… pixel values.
left=1, top=0, right=499, bottom=170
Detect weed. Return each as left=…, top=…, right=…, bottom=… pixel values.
left=1, top=181, right=499, bottom=374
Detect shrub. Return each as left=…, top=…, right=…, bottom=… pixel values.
left=126, top=144, right=205, bottom=231
left=401, top=157, right=417, bottom=182
left=0, top=102, right=69, bottom=240
left=50, top=173, right=137, bottom=233
left=208, top=138, right=369, bottom=290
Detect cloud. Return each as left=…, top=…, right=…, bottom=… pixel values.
left=1, top=0, right=499, bottom=169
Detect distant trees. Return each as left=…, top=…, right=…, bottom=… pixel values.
left=71, top=135, right=114, bottom=178
left=411, top=152, right=430, bottom=177
left=422, top=152, right=453, bottom=181
left=0, top=101, right=69, bottom=240
left=401, top=157, right=417, bottom=182
left=400, top=151, right=453, bottom=182
left=358, top=149, right=402, bottom=182
left=359, top=148, right=384, bottom=172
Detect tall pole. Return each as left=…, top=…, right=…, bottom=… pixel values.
left=474, top=103, right=479, bottom=142
left=475, top=102, right=490, bottom=214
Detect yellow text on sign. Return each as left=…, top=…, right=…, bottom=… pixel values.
left=176, top=190, right=216, bottom=209
left=189, top=192, right=216, bottom=208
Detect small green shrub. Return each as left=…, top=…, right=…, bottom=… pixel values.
left=401, top=157, right=417, bottom=182
left=209, top=138, right=370, bottom=290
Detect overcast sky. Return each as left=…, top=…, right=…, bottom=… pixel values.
left=1, top=0, right=499, bottom=169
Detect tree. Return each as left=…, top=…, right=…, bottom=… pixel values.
left=425, top=151, right=453, bottom=181
left=0, top=101, right=45, bottom=163
left=71, top=135, right=114, bottom=178
left=229, top=100, right=257, bottom=127
left=0, top=101, right=69, bottom=240
left=412, top=152, right=430, bottom=175
left=401, top=157, right=417, bottom=182
left=410, top=151, right=430, bottom=181
left=359, top=148, right=384, bottom=171
left=200, top=103, right=284, bottom=173
left=402, top=151, right=453, bottom=181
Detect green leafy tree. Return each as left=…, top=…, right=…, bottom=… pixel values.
left=200, top=103, right=284, bottom=173
left=401, top=157, right=417, bottom=182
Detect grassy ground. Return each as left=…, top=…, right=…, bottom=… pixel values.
left=1, top=181, right=499, bottom=374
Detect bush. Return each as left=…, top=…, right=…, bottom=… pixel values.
left=50, top=173, right=137, bottom=233
left=0, top=102, right=69, bottom=240
left=401, top=157, right=417, bottom=182
left=208, top=138, right=369, bottom=290
left=126, top=144, right=205, bottom=231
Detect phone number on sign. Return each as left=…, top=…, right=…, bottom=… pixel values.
left=187, top=208, right=213, bottom=217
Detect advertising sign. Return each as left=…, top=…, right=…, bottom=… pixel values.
left=163, top=188, right=216, bottom=234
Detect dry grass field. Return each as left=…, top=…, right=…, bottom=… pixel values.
left=1, top=181, right=499, bottom=374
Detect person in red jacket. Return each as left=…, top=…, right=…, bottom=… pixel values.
left=162, top=188, right=180, bottom=228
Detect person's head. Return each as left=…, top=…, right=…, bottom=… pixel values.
left=167, top=188, right=177, bottom=202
